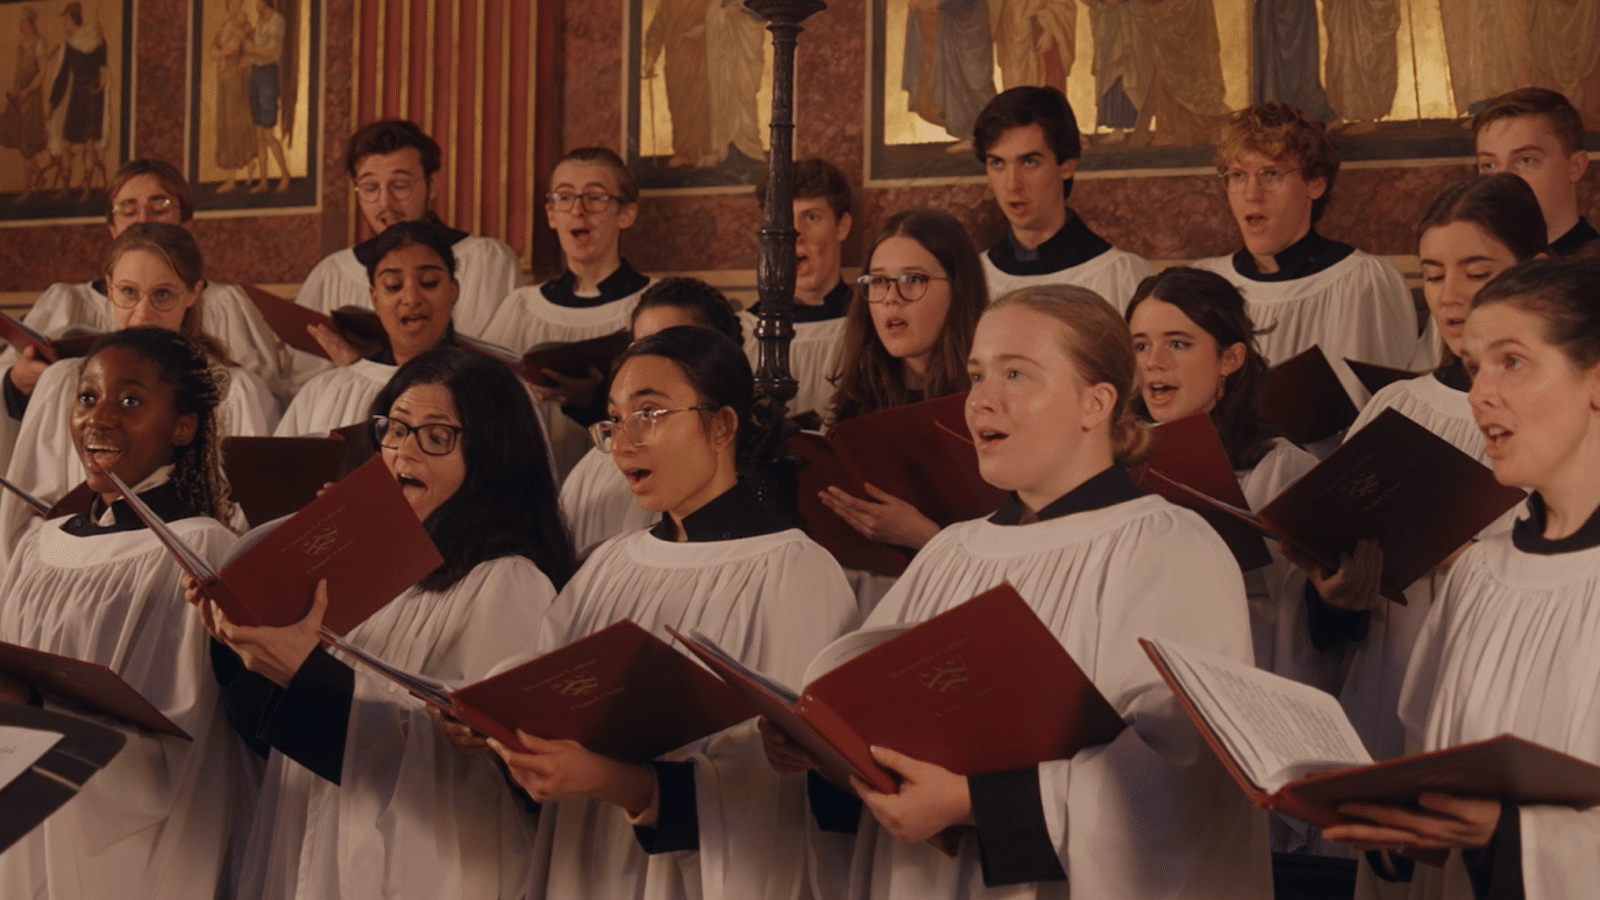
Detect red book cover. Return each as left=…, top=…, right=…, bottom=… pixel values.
left=520, top=330, right=632, bottom=388
left=1133, top=413, right=1274, bottom=571
left=239, top=283, right=333, bottom=357
left=1345, top=358, right=1422, bottom=397
left=0, top=642, right=188, bottom=739
left=221, top=435, right=351, bottom=525
left=0, top=314, right=100, bottom=364
left=1261, top=345, right=1359, bottom=446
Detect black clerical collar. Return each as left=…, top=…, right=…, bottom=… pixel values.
left=1232, top=229, right=1355, bottom=282
left=368, top=321, right=457, bottom=366
left=540, top=260, right=650, bottom=309
left=61, top=482, right=199, bottom=538
left=746, top=279, right=851, bottom=323
left=986, top=210, right=1113, bottom=276
left=1433, top=358, right=1471, bottom=393
left=988, top=465, right=1144, bottom=525
left=649, top=480, right=790, bottom=542
left=1512, top=492, right=1600, bottom=555
left=351, top=222, right=471, bottom=271
left=1549, top=217, right=1599, bottom=259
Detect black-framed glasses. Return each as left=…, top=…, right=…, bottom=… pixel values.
left=372, top=415, right=465, bottom=456
left=112, top=196, right=174, bottom=219
left=546, top=191, right=620, bottom=213
left=589, top=405, right=715, bottom=453
left=355, top=178, right=418, bottom=202
left=107, top=282, right=189, bottom=311
left=858, top=272, right=947, bottom=304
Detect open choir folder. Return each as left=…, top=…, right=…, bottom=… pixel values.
left=1141, top=637, right=1600, bottom=829
left=1261, top=345, right=1360, bottom=446
left=221, top=435, right=352, bottom=525
left=1133, top=413, right=1273, bottom=572
left=0, top=475, right=94, bottom=520
left=791, top=392, right=1008, bottom=575
left=329, top=620, right=756, bottom=761
left=520, top=330, right=632, bottom=388
left=107, top=455, right=442, bottom=635
left=0, top=702, right=127, bottom=853
left=0, top=313, right=99, bottom=363
left=672, top=583, right=1127, bottom=810
left=1166, top=409, right=1526, bottom=604
left=239, top=284, right=388, bottom=359
left=0, top=642, right=188, bottom=738
left=1345, top=358, right=1422, bottom=397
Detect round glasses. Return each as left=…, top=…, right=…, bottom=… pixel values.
left=112, top=196, right=175, bottom=219
left=107, top=283, right=190, bottom=311
left=589, top=405, right=715, bottom=453
left=355, top=178, right=417, bottom=202
left=858, top=272, right=947, bottom=304
left=1218, top=167, right=1293, bottom=194
left=546, top=191, right=620, bottom=213
left=373, top=415, right=465, bottom=456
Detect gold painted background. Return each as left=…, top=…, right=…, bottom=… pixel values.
left=192, top=0, right=313, bottom=185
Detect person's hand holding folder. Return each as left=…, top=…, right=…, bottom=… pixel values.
left=203, top=579, right=333, bottom=688
left=7, top=345, right=47, bottom=398
left=1322, top=793, right=1502, bottom=854
left=818, top=482, right=941, bottom=550
left=850, top=745, right=976, bottom=844
left=488, top=731, right=662, bottom=825
left=1282, top=537, right=1386, bottom=612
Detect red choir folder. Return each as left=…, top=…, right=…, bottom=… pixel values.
left=1141, top=637, right=1600, bottom=830
left=1171, top=409, right=1526, bottom=604
left=221, top=435, right=353, bottom=526
left=0, top=476, right=94, bottom=520
left=1132, top=413, right=1274, bottom=572
left=1344, top=358, right=1422, bottom=397
left=330, top=619, right=756, bottom=761
left=107, top=455, right=442, bottom=635
left=519, top=330, right=632, bottom=388
left=0, top=313, right=99, bottom=364
left=792, top=392, right=1008, bottom=575
left=0, top=702, right=128, bottom=853
left=1261, top=346, right=1360, bottom=446
left=239, top=284, right=388, bottom=359
left=0, top=641, right=189, bottom=739
left=673, top=583, right=1126, bottom=853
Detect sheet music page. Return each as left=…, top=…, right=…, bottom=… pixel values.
left=800, top=623, right=912, bottom=687
left=686, top=629, right=799, bottom=705
left=324, top=634, right=453, bottom=707
left=1148, top=638, right=1372, bottom=793
left=0, top=726, right=62, bottom=790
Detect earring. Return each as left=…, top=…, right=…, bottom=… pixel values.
left=1216, top=379, right=1226, bottom=402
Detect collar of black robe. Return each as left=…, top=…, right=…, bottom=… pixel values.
left=351, top=220, right=471, bottom=271
left=539, top=259, right=651, bottom=309
left=367, top=319, right=457, bottom=366
left=1433, top=356, right=1471, bottom=393
left=62, top=481, right=200, bottom=537
left=648, top=479, right=790, bottom=542
left=745, top=278, right=851, bottom=323
left=1550, top=216, right=1599, bottom=259
left=1231, top=229, right=1356, bottom=283
left=1512, top=491, right=1600, bottom=554
left=988, top=464, right=1144, bottom=525
left=985, top=209, right=1113, bottom=276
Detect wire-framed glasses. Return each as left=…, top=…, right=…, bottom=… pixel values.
left=589, top=405, right=715, bottom=452
left=112, top=196, right=175, bottom=219
left=1218, top=167, right=1292, bottom=194
left=372, top=415, right=465, bottom=456
left=857, top=272, right=948, bottom=304
left=355, top=178, right=417, bottom=202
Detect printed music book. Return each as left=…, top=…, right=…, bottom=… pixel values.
left=520, top=330, right=632, bottom=388
left=1261, top=345, right=1360, bottom=446
left=1141, top=636, right=1600, bottom=828
left=0, top=702, right=127, bottom=853
left=329, top=619, right=755, bottom=761
left=0, top=642, right=187, bottom=738
left=1133, top=413, right=1273, bottom=571
left=673, top=583, right=1126, bottom=811
left=0, top=313, right=98, bottom=363
left=0, top=476, right=93, bottom=519
left=107, top=455, right=442, bottom=635
left=1345, top=358, right=1422, bottom=396
left=1172, top=409, right=1526, bottom=603
left=452, top=333, right=533, bottom=381
left=221, top=435, right=351, bottom=525
left=792, top=392, right=1007, bottom=576
left=239, top=284, right=388, bottom=359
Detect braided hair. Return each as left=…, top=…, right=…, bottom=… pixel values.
left=84, top=327, right=235, bottom=524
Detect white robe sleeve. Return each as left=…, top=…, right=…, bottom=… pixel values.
left=274, top=360, right=394, bottom=436
left=449, top=236, right=523, bottom=339
left=202, top=283, right=293, bottom=404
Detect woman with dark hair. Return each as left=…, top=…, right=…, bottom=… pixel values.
left=0, top=328, right=247, bottom=900
left=201, top=346, right=575, bottom=900
left=559, top=277, right=744, bottom=556
left=765, top=285, right=1268, bottom=899
left=1325, top=258, right=1600, bottom=899
left=1286, top=174, right=1549, bottom=769
left=486, top=325, right=855, bottom=900
left=818, top=208, right=988, bottom=558
left=276, top=220, right=464, bottom=437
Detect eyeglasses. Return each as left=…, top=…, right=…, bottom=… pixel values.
left=857, top=272, right=947, bottom=304
left=107, top=282, right=189, bottom=311
left=1218, top=167, right=1294, bottom=194
left=355, top=178, right=418, bottom=202
left=111, top=196, right=175, bottom=219
left=589, top=405, right=715, bottom=453
left=546, top=191, right=621, bottom=213
left=372, top=415, right=465, bottom=456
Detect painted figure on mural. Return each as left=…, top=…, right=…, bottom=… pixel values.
left=703, top=0, right=765, bottom=167
left=989, top=0, right=1073, bottom=94
left=246, top=0, right=290, bottom=192
left=903, top=0, right=996, bottom=151
left=641, top=0, right=712, bottom=168
left=1089, top=0, right=1225, bottom=148
left=48, top=1, right=108, bottom=199
left=2, top=8, right=53, bottom=203
left=1442, top=1, right=1531, bottom=119
left=1322, top=0, right=1400, bottom=134
left=1529, top=0, right=1600, bottom=128
left=1251, top=0, right=1334, bottom=122
left=212, top=0, right=260, bottom=192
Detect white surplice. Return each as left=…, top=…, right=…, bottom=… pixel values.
left=981, top=247, right=1155, bottom=314
left=0, top=514, right=245, bottom=900
left=736, top=312, right=846, bottom=418
left=520, top=526, right=857, bottom=900
left=238, top=556, right=556, bottom=900
left=845, top=494, right=1271, bottom=900
left=558, top=446, right=656, bottom=558
left=273, top=358, right=395, bottom=437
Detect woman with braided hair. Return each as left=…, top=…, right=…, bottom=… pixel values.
left=0, top=327, right=251, bottom=900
